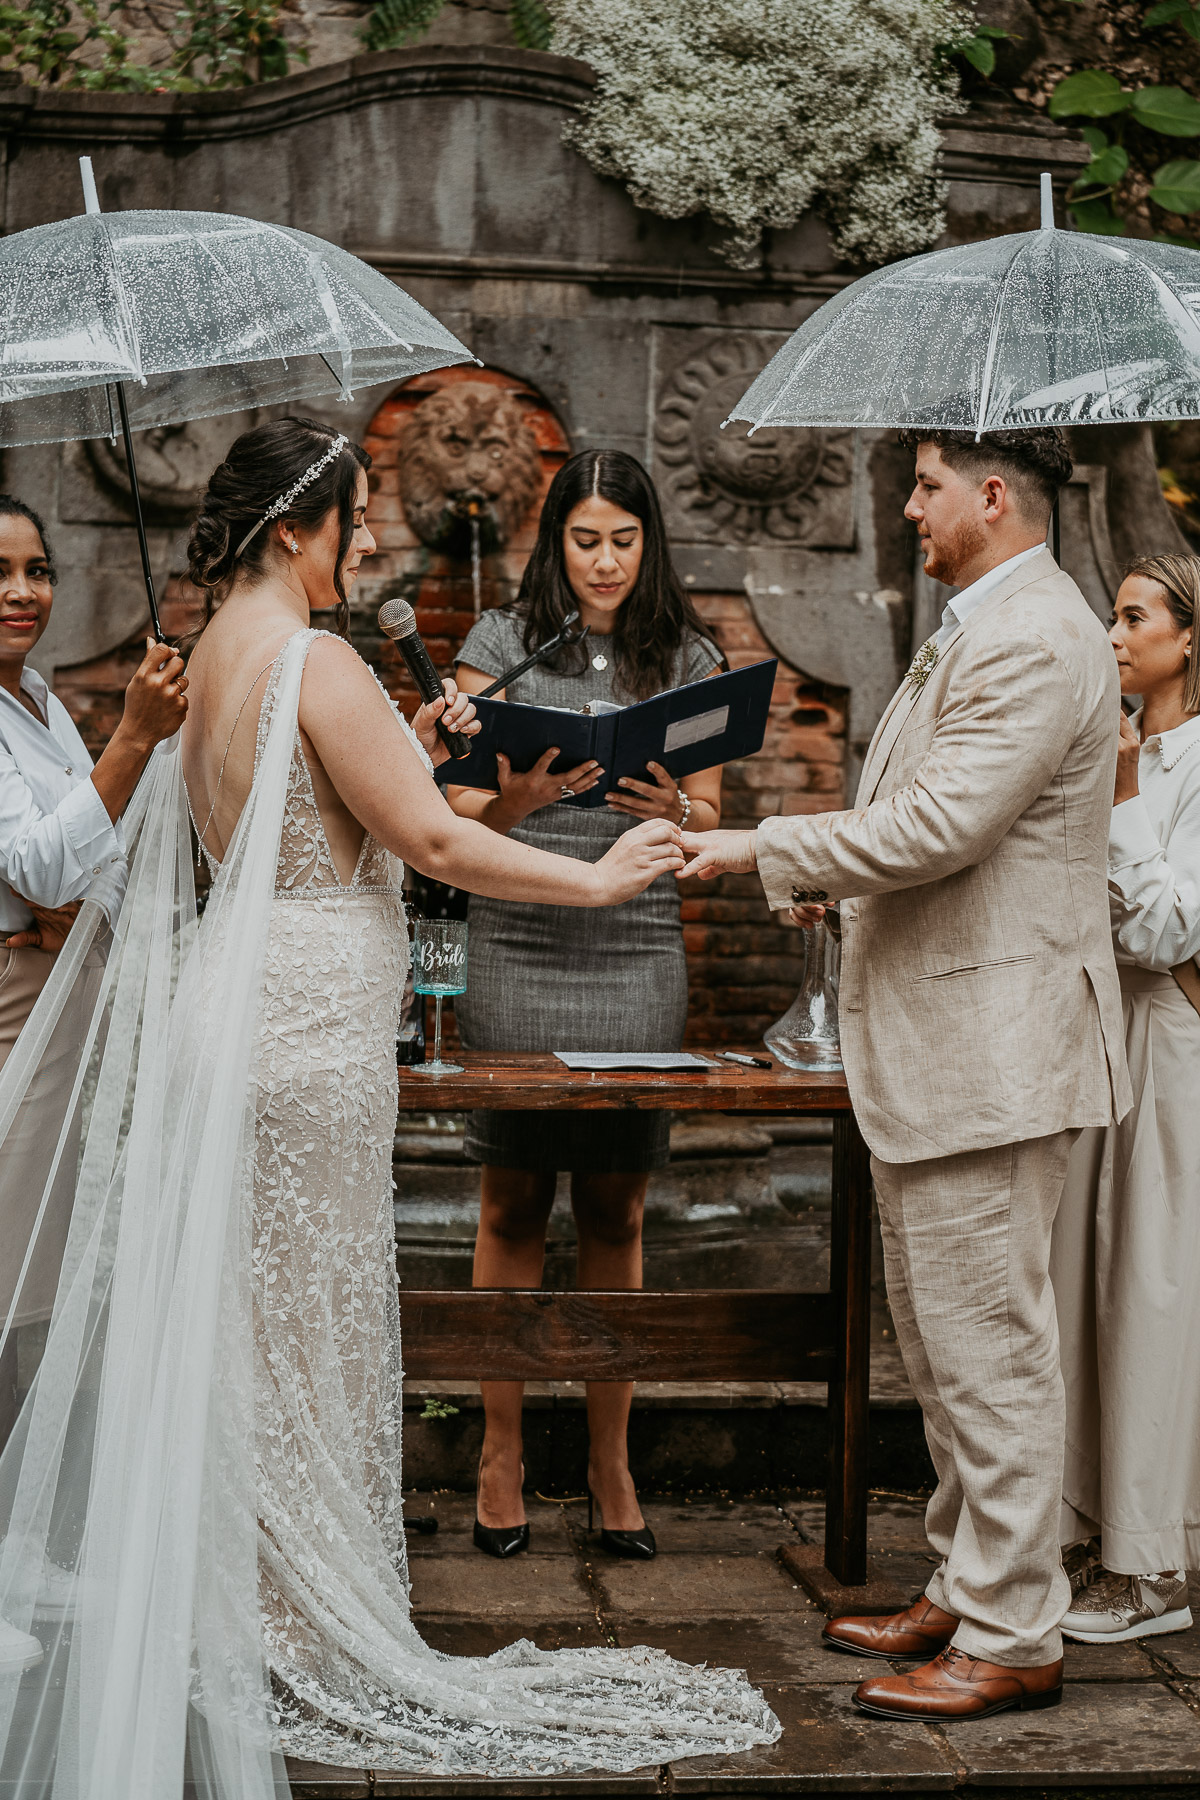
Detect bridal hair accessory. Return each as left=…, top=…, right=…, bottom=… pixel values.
left=235, top=433, right=348, bottom=557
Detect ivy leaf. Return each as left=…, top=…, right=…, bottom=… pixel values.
left=1128, top=85, right=1200, bottom=135
left=1072, top=143, right=1130, bottom=190
left=1149, top=157, right=1200, bottom=212
left=1069, top=196, right=1127, bottom=233
left=510, top=0, right=552, bottom=51
left=1145, top=0, right=1200, bottom=34
left=1080, top=125, right=1109, bottom=153
left=360, top=0, right=444, bottom=52
left=1049, top=69, right=1130, bottom=118
left=960, top=34, right=996, bottom=74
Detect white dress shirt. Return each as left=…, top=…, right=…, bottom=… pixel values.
left=932, top=543, right=1047, bottom=651
left=1108, top=708, right=1200, bottom=971
left=0, top=669, right=125, bottom=935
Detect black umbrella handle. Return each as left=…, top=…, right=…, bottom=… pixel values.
left=113, top=382, right=164, bottom=644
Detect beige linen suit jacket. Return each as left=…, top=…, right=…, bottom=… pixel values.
left=756, top=549, right=1132, bottom=1163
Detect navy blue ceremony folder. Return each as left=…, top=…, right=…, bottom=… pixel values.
left=436, top=659, right=777, bottom=808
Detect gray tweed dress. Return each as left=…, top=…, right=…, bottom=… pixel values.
left=454, top=608, right=720, bottom=1172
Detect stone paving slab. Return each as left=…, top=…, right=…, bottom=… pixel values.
left=589, top=1547, right=808, bottom=1617
left=367, top=1774, right=661, bottom=1797
left=607, top=1611, right=884, bottom=1684
left=405, top=1492, right=579, bottom=1555
left=670, top=1684, right=958, bottom=1791
left=407, top=1553, right=593, bottom=1618
left=417, top=1616, right=611, bottom=1656
left=942, top=1680, right=1200, bottom=1785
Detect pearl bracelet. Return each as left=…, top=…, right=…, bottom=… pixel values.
left=677, top=790, right=692, bottom=829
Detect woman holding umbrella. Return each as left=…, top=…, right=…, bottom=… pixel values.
left=0, top=495, right=186, bottom=1443
left=1052, top=553, right=1200, bottom=1644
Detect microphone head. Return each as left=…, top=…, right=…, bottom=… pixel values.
left=378, top=597, right=417, bottom=641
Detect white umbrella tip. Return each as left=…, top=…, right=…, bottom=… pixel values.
left=1040, top=172, right=1055, bottom=231
left=79, top=156, right=101, bottom=216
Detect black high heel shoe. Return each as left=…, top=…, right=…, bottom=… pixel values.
left=474, top=1460, right=529, bottom=1558
left=588, top=1488, right=656, bottom=1560
left=472, top=1519, right=530, bottom=1558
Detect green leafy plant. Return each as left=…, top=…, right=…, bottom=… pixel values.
left=418, top=1396, right=460, bottom=1421
left=944, top=22, right=1009, bottom=77
left=1049, top=5, right=1200, bottom=243
left=361, top=0, right=445, bottom=52
left=0, top=0, right=305, bottom=89
left=510, top=0, right=553, bottom=51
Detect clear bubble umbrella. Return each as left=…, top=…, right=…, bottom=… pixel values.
left=727, top=175, right=1200, bottom=439
left=0, top=158, right=477, bottom=635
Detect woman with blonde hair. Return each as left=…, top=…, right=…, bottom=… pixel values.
left=1052, top=552, right=1200, bottom=1644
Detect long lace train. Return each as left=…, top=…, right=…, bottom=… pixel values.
left=0, top=629, right=779, bottom=1797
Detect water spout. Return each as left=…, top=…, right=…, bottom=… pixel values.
left=469, top=508, right=482, bottom=619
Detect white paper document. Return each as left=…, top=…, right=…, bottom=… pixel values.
left=553, top=1051, right=715, bottom=1071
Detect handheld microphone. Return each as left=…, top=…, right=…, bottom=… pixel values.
left=377, top=597, right=471, bottom=761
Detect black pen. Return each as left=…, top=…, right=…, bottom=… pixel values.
left=718, top=1051, right=773, bottom=1070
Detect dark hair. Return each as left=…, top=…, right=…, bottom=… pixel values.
left=186, top=416, right=370, bottom=639
left=0, top=496, right=56, bottom=585
left=511, top=449, right=721, bottom=702
left=898, top=428, right=1073, bottom=521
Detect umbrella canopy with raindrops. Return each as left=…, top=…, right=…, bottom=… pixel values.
left=0, top=160, right=477, bottom=635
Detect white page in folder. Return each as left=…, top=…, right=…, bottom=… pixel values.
left=553, top=1051, right=715, bottom=1071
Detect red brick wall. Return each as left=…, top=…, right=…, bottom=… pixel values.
left=682, top=594, right=846, bottom=1047
left=50, top=373, right=848, bottom=1049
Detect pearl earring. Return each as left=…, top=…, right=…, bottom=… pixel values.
left=289, top=540, right=301, bottom=556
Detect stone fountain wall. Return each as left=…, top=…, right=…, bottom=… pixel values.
left=0, top=44, right=1181, bottom=1042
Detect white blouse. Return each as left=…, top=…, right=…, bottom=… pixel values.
left=0, top=669, right=125, bottom=936
left=1108, top=708, right=1200, bottom=972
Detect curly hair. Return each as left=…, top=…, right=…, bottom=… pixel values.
left=0, top=496, right=57, bottom=585
left=186, top=417, right=370, bottom=641
left=898, top=428, right=1073, bottom=522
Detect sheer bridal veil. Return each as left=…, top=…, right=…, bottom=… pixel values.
left=0, top=634, right=778, bottom=1799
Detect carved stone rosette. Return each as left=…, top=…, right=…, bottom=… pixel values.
left=655, top=334, right=854, bottom=547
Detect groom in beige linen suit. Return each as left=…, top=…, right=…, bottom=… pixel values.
left=680, top=428, right=1131, bottom=1722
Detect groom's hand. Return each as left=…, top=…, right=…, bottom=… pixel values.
left=677, top=828, right=757, bottom=882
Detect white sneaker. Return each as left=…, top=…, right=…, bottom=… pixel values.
left=1062, top=1569, right=1192, bottom=1644
left=0, top=1617, right=42, bottom=1672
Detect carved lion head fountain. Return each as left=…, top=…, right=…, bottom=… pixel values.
left=396, top=380, right=542, bottom=559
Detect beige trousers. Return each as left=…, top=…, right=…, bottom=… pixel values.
left=0, top=946, right=69, bottom=1327
left=872, top=1129, right=1078, bottom=1667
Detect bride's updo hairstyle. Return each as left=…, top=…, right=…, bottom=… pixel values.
left=187, top=415, right=370, bottom=637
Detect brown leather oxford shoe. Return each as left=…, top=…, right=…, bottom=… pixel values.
left=822, top=1595, right=958, bottom=1661
left=853, top=1645, right=1064, bottom=1720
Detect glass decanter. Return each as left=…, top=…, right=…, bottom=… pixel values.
left=764, top=918, right=842, bottom=1071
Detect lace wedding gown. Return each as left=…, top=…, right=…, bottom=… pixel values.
left=0, top=630, right=778, bottom=1799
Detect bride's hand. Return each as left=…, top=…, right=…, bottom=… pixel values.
left=413, top=679, right=480, bottom=766
left=592, top=819, right=684, bottom=905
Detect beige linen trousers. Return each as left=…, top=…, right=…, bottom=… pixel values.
left=1052, top=969, right=1200, bottom=1574
left=755, top=550, right=1131, bottom=1665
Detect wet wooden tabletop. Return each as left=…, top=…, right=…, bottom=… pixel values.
left=395, top=1049, right=851, bottom=1112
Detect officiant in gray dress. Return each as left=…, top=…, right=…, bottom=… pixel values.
left=447, top=450, right=723, bottom=1562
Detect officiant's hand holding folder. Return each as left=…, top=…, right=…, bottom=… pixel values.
left=436, top=659, right=777, bottom=806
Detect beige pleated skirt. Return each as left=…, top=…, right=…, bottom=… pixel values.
left=1051, top=965, right=1200, bottom=1573
left=0, top=945, right=73, bottom=1326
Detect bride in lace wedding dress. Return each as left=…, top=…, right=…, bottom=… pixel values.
left=0, top=419, right=779, bottom=1800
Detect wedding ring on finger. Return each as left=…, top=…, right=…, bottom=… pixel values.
left=560, top=785, right=575, bottom=800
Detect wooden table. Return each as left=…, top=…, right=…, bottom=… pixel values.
left=396, top=1051, right=872, bottom=1584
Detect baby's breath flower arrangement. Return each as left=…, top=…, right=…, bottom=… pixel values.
left=549, top=0, right=970, bottom=269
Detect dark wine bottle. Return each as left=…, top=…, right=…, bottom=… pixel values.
left=397, top=971, right=426, bottom=1066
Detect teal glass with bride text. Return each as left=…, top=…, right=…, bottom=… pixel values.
left=411, top=918, right=468, bottom=1075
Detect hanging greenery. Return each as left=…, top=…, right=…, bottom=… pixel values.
left=545, top=0, right=972, bottom=270
left=0, top=0, right=303, bottom=89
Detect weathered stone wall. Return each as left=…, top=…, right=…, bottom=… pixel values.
left=3, top=42, right=1177, bottom=1043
